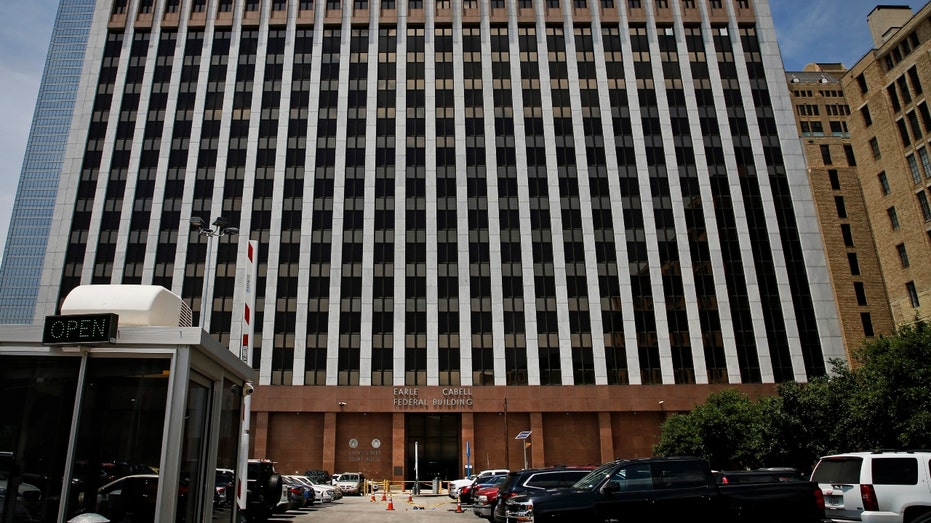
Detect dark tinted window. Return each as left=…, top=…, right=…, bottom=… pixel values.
left=525, top=470, right=590, bottom=489
left=652, top=460, right=710, bottom=489
left=872, top=457, right=918, bottom=485
left=811, top=457, right=862, bottom=484
left=611, top=463, right=653, bottom=492
left=526, top=472, right=562, bottom=489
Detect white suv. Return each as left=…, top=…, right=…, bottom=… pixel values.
left=811, top=450, right=931, bottom=523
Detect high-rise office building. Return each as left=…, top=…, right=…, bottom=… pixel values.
left=786, top=64, right=894, bottom=359
left=30, top=0, right=843, bottom=479
left=843, top=4, right=931, bottom=326
left=0, top=0, right=97, bottom=324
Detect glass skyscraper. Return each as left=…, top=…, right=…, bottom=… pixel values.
left=28, top=0, right=845, bottom=478
left=0, top=0, right=97, bottom=324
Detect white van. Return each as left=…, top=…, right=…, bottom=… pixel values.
left=336, top=472, right=366, bottom=495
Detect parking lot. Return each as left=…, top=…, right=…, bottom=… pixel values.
left=267, top=492, right=476, bottom=522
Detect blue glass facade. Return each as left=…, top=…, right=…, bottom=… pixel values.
left=0, top=0, right=96, bottom=324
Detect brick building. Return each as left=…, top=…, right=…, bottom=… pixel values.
left=842, top=4, right=931, bottom=326
left=786, top=64, right=894, bottom=360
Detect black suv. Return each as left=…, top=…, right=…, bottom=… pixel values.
left=247, top=459, right=283, bottom=522
left=304, top=469, right=331, bottom=485
left=493, top=466, right=595, bottom=523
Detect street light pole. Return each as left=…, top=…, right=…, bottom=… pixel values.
left=190, top=216, right=238, bottom=330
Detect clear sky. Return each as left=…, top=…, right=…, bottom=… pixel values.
left=0, top=0, right=926, bottom=263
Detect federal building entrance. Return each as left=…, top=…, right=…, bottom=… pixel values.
left=405, top=413, right=460, bottom=483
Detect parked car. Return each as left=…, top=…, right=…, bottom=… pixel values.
left=471, top=475, right=509, bottom=521
left=811, top=450, right=931, bottom=523
left=304, top=469, right=331, bottom=485
left=247, top=459, right=283, bottom=522
left=492, top=466, right=596, bottom=522
left=93, top=474, right=188, bottom=521
left=0, top=472, right=44, bottom=520
left=450, top=475, right=478, bottom=498
left=501, top=456, right=826, bottom=523
left=460, top=473, right=508, bottom=505
left=287, top=475, right=329, bottom=504
left=336, top=472, right=366, bottom=496
left=314, top=478, right=343, bottom=500
left=309, top=481, right=336, bottom=503
left=331, top=473, right=342, bottom=486
left=450, top=469, right=509, bottom=499
left=281, top=475, right=311, bottom=509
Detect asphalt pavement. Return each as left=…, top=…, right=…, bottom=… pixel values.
left=268, top=492, right=477, bottom=522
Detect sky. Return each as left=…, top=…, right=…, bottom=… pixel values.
left=0, top=0, right=927, bottom=263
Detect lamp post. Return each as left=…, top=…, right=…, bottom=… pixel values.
left=190, top=216, right=238, bottom=330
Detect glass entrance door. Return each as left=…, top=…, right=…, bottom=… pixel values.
left=405, top=414, right=460, bottom=486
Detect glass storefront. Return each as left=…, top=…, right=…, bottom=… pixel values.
left=67, top=358, right=171, bottom=521
left=0, top=356, right=80, bottom=523
left=0, top=347, right=247, bottom=522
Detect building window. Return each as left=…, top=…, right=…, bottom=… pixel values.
left=897, top=243, right=910, bottom=268
left=848, top=252, right=860, bottom=275
left=920, top=102, right=931, bottom=131
left=908, top=154, right=922, bottom=184
left=899, top=76, right=913, bottom=104
left=841, top=224, right=854, bottom=246
left=918, top=191, right=931, bottom=222
left=898, top=119, right=912, bottom=146
left=908, top=66, right=924, bottom=94
left=830, top=120, right=847, bottom=137
left=828, top=169, right=841, bottom=190
left=920, top=147, right=931, bottom=178
left=628, top=0, right=641, bottom=8
left=878, top=171, right=890, bottom=195
left=862, top=312, right=875, bottom=337
left=820, top=144, right=832, bottom=165
left=906, top=281, right=920, bottom=308
left=834, top=196, right=847, bottom=218
left=844, top=144, right=856, bottom=166
left=854, top=282, right=868, bottom=306
left=856, top=73, right=868, bottom=93
left=889, top=84, right=901, bottom=112
left=861, top=105, right=872, bottom=126
left=888, top=207, right=900, bottom=230
left=869, top=137, right=881, bottom=159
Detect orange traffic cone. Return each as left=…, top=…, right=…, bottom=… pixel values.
left=370, top=491, right=376, bottom=502
left=381, top=490, right=387, bottom=502
left=386, top=495, right=395, bottom=511
left=455, top=496, right=464, bottom=513
left=407, top=492, right=413, bottom=503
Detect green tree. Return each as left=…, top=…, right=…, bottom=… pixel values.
left=654, top=320, right=931, bottom=470
left=654, top=388, right=774, bottom=470
left=840, top=320, right=931, bottom=450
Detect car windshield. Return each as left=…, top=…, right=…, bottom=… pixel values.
left=572, top=462, right=616, bottom=490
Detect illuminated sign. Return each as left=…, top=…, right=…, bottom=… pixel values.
left=42, top=313, right=118, bottom=345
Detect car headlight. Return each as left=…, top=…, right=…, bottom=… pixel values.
left=476, top=495, right=488, bottom=504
